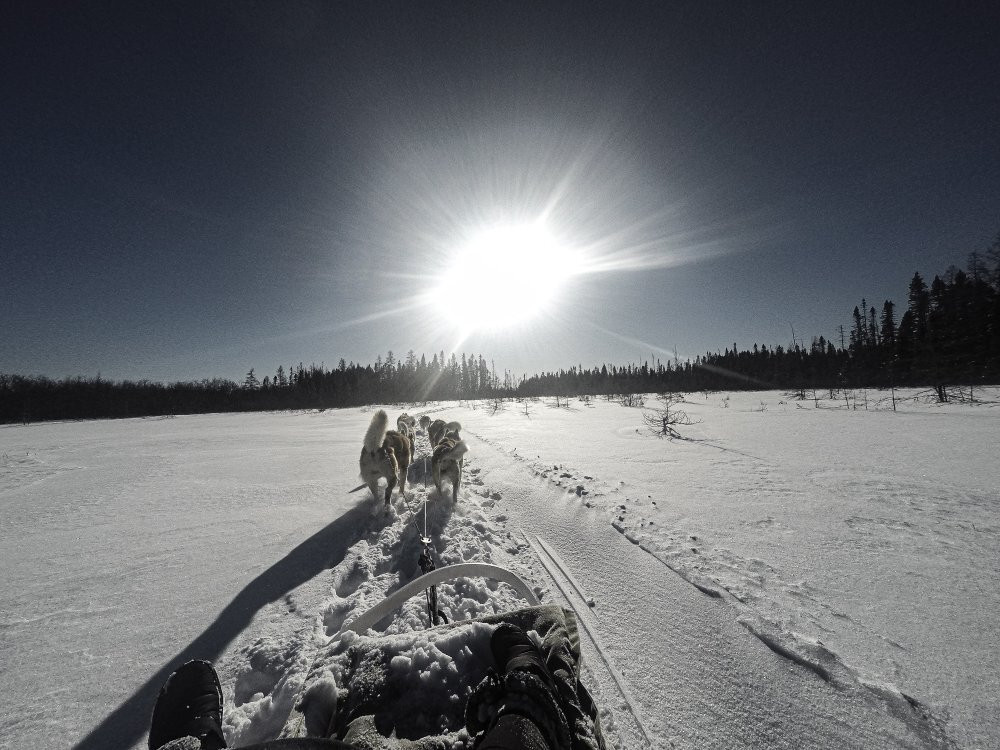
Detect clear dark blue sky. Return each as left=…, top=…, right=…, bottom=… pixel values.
left=3, top=1, right=998, bottom=382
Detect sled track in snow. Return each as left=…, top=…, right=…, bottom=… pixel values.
left=521, top=530, right=654, bottom=748
left=534, top=535, right=598, bottom=617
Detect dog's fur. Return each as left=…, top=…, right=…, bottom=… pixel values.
left=396, top=412, right=416, bottom=445
left=428, top=419, right=462, bottom=448
left=418, top=415, right=431, bottom=431
left=432, top=435, right=468, bottom=501
left=427, top=419, right=447, bottom=447
left=359, top=409, right=412, bottom=506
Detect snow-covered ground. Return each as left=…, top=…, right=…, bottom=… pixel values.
left=1, top=390, right=997, bottom=749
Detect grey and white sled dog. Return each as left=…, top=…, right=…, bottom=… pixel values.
left=432, top=434, right=468, bottom=501
left=428, top=419, right=462, bottom=448
left=418, top=414, right=431, bottom=431
left=359, top=409, right=412, bottom=506
left=396, top=412, right=416, bottom=445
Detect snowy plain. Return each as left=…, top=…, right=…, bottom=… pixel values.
left=0, top=389, right=997, bottom=750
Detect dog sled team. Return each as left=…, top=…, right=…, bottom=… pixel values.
left=359, top=409, right=468, bottom=507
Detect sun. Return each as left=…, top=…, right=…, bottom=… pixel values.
left=430, top=222, right=577, bottom=331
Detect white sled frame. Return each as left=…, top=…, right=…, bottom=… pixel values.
left=335, top=562, right=539, bottom=638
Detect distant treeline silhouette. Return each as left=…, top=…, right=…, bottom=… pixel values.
left=521, top=249, right=1000, bottom=400
left=3, top=242, right=999, bottom=424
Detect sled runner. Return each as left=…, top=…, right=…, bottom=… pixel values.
left=279, top=565, right=607, bottom=749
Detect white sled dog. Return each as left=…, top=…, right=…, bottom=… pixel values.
left=428, top=419, right=462, bottom=448
left=432, top=434, right=468, bottom=501
left=359, top=409, right=412, bottom=507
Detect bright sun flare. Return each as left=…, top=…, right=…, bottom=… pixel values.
left=432, top=223, right=576, bottom=331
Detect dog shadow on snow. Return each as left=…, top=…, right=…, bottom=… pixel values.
left=72, top=499, right=384, bottom=750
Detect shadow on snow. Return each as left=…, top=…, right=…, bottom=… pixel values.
left=72, top=501, right=377, bottom=750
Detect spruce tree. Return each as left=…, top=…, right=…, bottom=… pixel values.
left=880, top=300, right=897, bottom=351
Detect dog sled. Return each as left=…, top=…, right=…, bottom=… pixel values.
left=278, top=564, right=608, bottom=750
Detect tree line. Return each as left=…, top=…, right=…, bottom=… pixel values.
left=0, top=352, right=510, bottom=424
left=519, top=244, right=1000, bottom=400
left=3, top=239, right=999, bottom=423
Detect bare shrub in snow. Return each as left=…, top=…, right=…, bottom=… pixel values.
left=618, top=393, right=645, bottom=408
left=643, top=393, right=699, bottom=438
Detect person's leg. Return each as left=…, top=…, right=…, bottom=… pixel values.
left=465, top=624, right=572, bottom=750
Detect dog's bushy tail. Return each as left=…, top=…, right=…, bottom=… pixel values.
left=364, top=409, right=389, bottom=452
left=439, top=439, right=469, bottom=461
left=444, top=420, right=462, bottom=435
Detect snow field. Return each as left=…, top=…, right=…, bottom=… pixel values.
left=1, top=389, right=997, bottom=749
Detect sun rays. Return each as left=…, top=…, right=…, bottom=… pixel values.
left=305, top=122, right=772, bottom=370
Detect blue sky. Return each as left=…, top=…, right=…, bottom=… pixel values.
left=2, top=1, right=998, bottom=382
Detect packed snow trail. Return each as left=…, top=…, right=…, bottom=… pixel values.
left=460, top=429, right=954, bottom=749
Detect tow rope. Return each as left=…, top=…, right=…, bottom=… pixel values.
left=417, top=487, right=448, bottom=626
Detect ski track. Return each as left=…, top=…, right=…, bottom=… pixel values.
left=520, top=529, right=653, bottom=747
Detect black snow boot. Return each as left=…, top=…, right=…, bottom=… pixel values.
left=490, top=623, right=557, bottom=689
left=149, top=659, right=227, bottom=750
left=466, top=624, right=572, bottom=750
